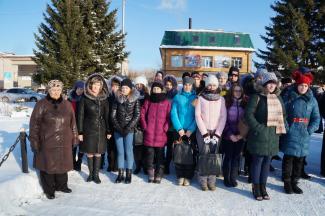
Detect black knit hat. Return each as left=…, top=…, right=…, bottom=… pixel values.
left=151, top=81, right=164, bottom=91
left=121, top=78, right=133, bottom=89
left=228, top=66, right=240, bottom=76
left=182, top=72, right=191, bottom=79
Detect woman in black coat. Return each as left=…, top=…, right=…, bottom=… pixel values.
left=77, top=73, right=111, bottom=184
left=320, top=92, right=325, bottom=176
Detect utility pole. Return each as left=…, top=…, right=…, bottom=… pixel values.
left=121, top=0, right=126, bottom=75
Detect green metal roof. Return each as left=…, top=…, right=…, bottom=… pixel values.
left=160, top=30, right=254, bottom=51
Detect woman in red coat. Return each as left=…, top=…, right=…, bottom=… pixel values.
left=140, top=81, right=171, bottom=183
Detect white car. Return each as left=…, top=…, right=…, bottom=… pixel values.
left=0, top=88, right=45, bottom=102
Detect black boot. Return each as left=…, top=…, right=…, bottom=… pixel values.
left=133, top=161, right=141, bottom=174
left=284, top=181, right=293, bottom=194
left=86, top=157, right=94, bottom=182
left=292, top=181, right=303, bottom=194
left=164, top=162, right=170, bottom=175
left=252, top=184, right=263, bottom=201
left=125, top=169, right=132, bottom=184
left=100, top=154, right=105, bottom=170
left=75, top=159, right=82, bottom=171
left=115, top=169, right=125, bottom=183
left=93, top=157, right=101, bottom=184
left=260, top=184, right=270, bottom=200
left=230, top=166, right=239, bottom=187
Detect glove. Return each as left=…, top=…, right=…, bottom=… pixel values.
left=211, top=135, right=219, bottom=145
left=202, top=133, right=211, bottom=144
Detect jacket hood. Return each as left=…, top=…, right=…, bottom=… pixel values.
left=106, top=75, right=123, bottom=95
left=84, top=73, right=109, bottom=101
left=287, top=85, right=314, bottom=102
left=163, top=75, right=178, bottom=90
left=115, top=88, right=140, bottom=103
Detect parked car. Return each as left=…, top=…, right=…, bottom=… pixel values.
left=0, top=88, right=45, bottom=102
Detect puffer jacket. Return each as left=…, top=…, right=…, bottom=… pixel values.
left=223, top=99, right=245, bottom=140
left=195, top=90, right=227, bottom=137
left=30, top=95, right=78, bottom=174
left=280, top=86, right=320, bottom=157
left=111, top=88, right=141, bottom=135
left=77, top=73, right=110, bottom=154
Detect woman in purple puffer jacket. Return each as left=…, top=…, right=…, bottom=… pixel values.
left=222, top=83, right=246, bottom=187
left=140, top=81, right=171, bottom=183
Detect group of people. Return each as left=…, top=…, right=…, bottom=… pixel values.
left=29, top=66, right=324, bottom=201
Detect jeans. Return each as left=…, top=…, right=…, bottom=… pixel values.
left=250, top=154, right=271, bottom=184
left=114, top=131, right=134, bottom=169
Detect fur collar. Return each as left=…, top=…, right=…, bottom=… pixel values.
left=115, top=88, right=140, bottom=103
left=84, top=73, right=109, bottom=101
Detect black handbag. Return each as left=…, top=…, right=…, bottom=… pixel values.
left=197, top=141, right=223, bottom=176
left=172, top=138, right=194, bottom=165
left=134, top=127, right=144, bottom=146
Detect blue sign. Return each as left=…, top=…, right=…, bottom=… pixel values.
left=4, top=72, right=12, bottom=81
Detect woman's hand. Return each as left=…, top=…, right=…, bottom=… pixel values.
left=185, top=131, right=192, bottom=137
left=78, top=135, right=83, bottom=142
left=107, top=134, right=112, bottom=140
left=178, top=129, right=185, bottom=137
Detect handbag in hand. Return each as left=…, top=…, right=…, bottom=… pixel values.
left=197, top=141, right=223, bottom=176
left=172, top=137, right=194, bottom=165
left=134, top=127, right=144, bottom=146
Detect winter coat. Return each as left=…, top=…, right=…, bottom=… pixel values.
left=77, top=74, right=111, bottom=154
left=30, top=95, right=78, bottom=174
left=195, top=91, right=227, bottom=137
left=68, top=90, right=83, bottom=113
left=111, top=88, right=141, bottom=136
left=280, top=87, right=320, bottom=157
left=171, top=90, right=197, bottom=133
left=140, top=94, right=171, bottom=147
left=223, top=99, right=245, bottom=140
left=244, top=91, right=286, bottom=156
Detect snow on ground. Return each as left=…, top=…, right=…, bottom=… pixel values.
left=0, top=114, right=325, bottom=216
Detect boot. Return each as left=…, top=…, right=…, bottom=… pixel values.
left=115, top=169, right=125, bottom=183
left=284, top=181, right=293, bottom=194
left=292, top=181, right=303, bottom=194
left=75, top=158, right=82, bottom=171
left=223, top=178, right=232, bottom=187
left=134, top=161, right=141, bottom=174
left=125, top=169, right=132, bottom=184
left=199, top=176, right=208, bottom=191
left=93, top=157, right=101, bottom=184
left=148, top=168, right=155, bottom=183
left=183, top=178, right=190, bottom=186
left=223, top=164, right=232, bottom=187
left=100, top=154, right=105, bottom=170
left=230, top=167, right=239, bottom=187
left=178, top=178, right=185, bottom=186
left=252, top=184, right=263, bottom=201
left=207, top=176, right=216, bottom=191
left=86, top=157, right=94, bottom=182
left=260, top=184, right=270, bottom=200
left=154, top=166, right=164, bottom=184
left=164, top=163, right=170, bottom=175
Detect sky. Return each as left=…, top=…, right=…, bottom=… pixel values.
left=0, top=0, right=276, bottom=71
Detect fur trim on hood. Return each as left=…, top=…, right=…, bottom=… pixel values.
left=163, top=75, right=178, bottom=89
left=84, top=73, right=109, bottom=101
left=106, top=75, right=123, bottom=95
left=115, top=88, right=140, bottom=104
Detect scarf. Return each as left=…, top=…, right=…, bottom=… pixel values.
left=201, top=89, right=220, bottom=101
left=150, top=93, right=166, bottom=103
left=266, top=94, right=286, bottom=134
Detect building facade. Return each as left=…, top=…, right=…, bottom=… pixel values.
left=159, top=29, right=255, bottom=77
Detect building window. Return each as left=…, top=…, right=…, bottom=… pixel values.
left=201, top=56, right=213, bottom=68
left=209, top=36, right=216, bottom=44
left=171, top=55, right=183, bottom=67
left=234, top=35, right=240, bottom=45
left=232, top=57, right=242, bottom=69
left=192, top=35, right=199, bottom=43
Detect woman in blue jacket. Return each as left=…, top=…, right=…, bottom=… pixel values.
left=171, top=77, right=197, bottom=186
left=280, top=68, right=320, bottom=194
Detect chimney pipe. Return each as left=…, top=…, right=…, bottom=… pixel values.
left=189, top=18, right=192, bottom=29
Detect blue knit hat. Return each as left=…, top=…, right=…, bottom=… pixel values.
left=261, top=72, right=278, bottom=86
left=74, top=80, right=84, bottom=90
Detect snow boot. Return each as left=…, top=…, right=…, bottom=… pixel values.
left=125, top=169, right=132, bottom=184
left=93, top=157, right=101, bottom=184
left=292, top=181, right=303, bottom=194
left=148, top=168, right=155, bottom=183
left=177, top=178, right=185, bottom=186
left=284, top=181, right=293, bottom=194
left=115, top=169, right=125, bottom=183
left=260, top=184, right=270, bottom=200
left=183, top=178, right=190, bottom=186
left=252, top=184, right=263, bottom=201
left=86, top=157, right=94, bottom=182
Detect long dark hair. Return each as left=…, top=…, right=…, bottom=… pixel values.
left=225, top=83, right=246, bottom=109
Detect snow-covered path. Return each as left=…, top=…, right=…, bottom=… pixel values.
left=0, top=116, right=325, bottom=216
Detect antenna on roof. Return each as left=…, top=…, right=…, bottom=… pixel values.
left=189, top=18, right=192, bottom=29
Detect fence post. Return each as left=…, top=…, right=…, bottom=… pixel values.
left=20, top=128, right=29, bottom=173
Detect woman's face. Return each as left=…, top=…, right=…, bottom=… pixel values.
left=165, top=81, right=173, bottom=91
left=121, top=86, right=131, bottom=96
left=155, top=73, right=163, bottom=81
left=233, top=86, right=242, bottom=99
left=297, top=83, right=309, bottom=95
left=91, top=82, right=102, bottom=95
left=135, top=83, right=143, bottom=91
left=111, top=84, right=119, bottom=93
left=265, top=82, right=277, bottom=93
left=76, top=87, right=84, bottom=96
left=152, top=87, right=162, bottom=93
left=208, top=84, right=218, bottom=91
left=49, top=87, right=62, bottom=100
left=219, top=77, right=227, bottom=86
left=183, top=83, right=193, bottom=92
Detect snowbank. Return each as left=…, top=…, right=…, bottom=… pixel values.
left=0, top=102, right=34, bottom=118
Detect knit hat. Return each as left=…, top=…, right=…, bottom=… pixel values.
left=183, top=77, right=194, bottom=85
left=216, top=72, right=228, bottom=79
left=292, top=68, right=313, bottom=85
left=74, top=80, right=84, bottom=90
left=134, top=76, right=148, bottom=87
left=182, top=72, right=191, bottom=79
left=191, top=71, right=201, bottom=79
left=151, top=81, right=164, bottom=91
left=261, top=72, right=278, bottom=86
left=254, top=68, right=268, bottom=79
left=48, top=80, right=64, bottom=90
left=205, top=75, right=219, bottom=88
left=121, top=78, right=133, bottom=89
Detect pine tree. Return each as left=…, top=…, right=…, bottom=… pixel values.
left=80, top=0, right=128, bottom=76
left=257, top=0, right=325, bottom=82
left=33, top=0, right=93, bottom=88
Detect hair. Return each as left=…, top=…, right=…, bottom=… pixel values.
left=225, top=83, right=246, bottom=109
left=89, top=76, right=103, bottom=90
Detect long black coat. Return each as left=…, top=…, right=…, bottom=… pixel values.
left=77, top=74, right=110, bottom=154
left=111, top=89, right=141, bottom=135
left=320, top=93, right=325, bottom=175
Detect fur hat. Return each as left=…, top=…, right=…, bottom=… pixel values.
left=121, top=78, right=133, bottom=89
left=261, top=72, right=278, bottom=86
left=134, top=76, right=148, bottom=87
left=292, top=68, right=313, bottom=85
left=191, top=71, right=201, bottom=79
left=216, top=72, right=228, bottom=79
left=205, top=75, right=219, bottom=88
left=48, top=80, right=64, bottom=90
left=151, top=81, right=164, bottom=91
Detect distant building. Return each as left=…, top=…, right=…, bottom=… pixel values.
left=0, top=52, right=37, bottom=90
left=159, top=29, right=255, bottom=77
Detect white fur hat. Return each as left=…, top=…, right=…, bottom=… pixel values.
left=134, top=76, right=148, bottom=87
left=205, top=75, right=219, bottom=88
